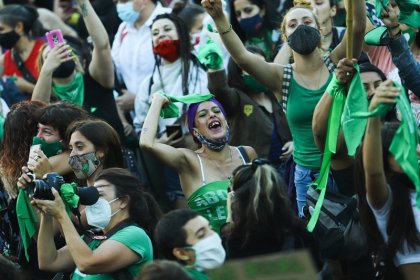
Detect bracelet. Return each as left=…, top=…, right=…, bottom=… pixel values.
left=220, top=24, right=232, bottom=35
left=389, top=24, right=400, bottom=30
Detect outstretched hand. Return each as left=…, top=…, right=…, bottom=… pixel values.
left=201, top=0, right=225, bottom=19
left=198, top=37, right=224, bottom=70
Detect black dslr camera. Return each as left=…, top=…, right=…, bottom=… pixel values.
left=30, top=172, right=65, bottom=200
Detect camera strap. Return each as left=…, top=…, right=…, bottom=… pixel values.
left=11, top=49, right=37, bottom=84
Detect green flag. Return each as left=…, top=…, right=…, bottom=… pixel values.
left=375, top=0, right=420, bottom=28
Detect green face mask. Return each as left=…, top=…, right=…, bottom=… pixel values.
left=52, top=72, right=85, bottom=106
left=243, top=74, right=268, bottom=93
left=32, top=136, right=63, bottom=158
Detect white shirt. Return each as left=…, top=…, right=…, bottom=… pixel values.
left=133, top=59, right=209, bottom=134
left=368, top=185, right=420, bottom=266
left=111, top=3, right=171, bottom=95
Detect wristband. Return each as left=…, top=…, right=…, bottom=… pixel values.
left=221, top=24, right=232, bottom=35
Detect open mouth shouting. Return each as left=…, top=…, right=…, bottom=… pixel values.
left=208, top=119, right=223, bottom=133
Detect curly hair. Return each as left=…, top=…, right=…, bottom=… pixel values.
left=0, top=101, right=45, bottom=196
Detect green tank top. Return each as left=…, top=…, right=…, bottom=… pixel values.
left=187, top=180, right=229, bottom=233
left=286, top=73, right=332, bottom=169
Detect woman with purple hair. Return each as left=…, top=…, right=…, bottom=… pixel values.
left=140, top=93, right=256, bottom=233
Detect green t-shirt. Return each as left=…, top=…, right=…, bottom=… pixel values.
left=286, top=73, right=333, bottom=169
left=71, top=225, right=153, bottom=280
left=187, top=180, right=229, bottom=233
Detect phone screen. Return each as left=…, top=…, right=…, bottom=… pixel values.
left=166, top=124, right=182, bottom=139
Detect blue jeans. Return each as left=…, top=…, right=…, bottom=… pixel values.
left=294, top=164, right=337, bottom=217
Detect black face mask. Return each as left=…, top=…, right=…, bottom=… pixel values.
left=53, top=60, right=76, bottom=78
left=0, top=30, right=20, bottom=49
left=287, top=25, right=321, bottom=55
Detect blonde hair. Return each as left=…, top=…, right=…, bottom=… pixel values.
left=280, top=5, right=320, bottom=42
left=37, top=43, right=84, bottom=77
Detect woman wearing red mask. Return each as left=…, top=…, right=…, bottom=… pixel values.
left=134, top=13, right=209, bottom=209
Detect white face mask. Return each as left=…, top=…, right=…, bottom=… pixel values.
left=192, top=233, right=226, bottom=271
left=85, top=197, right=120, bottom=229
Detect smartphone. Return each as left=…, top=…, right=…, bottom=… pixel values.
left=166, top=124, right=182, bottom=139
left=46, top=29, right=65, bottom=49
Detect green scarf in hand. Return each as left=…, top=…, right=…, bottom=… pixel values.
left=159, top=92, right=214, bottom=118
left=16, top=189, right=38, bottom=261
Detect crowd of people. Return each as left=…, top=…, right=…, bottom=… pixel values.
left=0, top=0, right=419, bottom=279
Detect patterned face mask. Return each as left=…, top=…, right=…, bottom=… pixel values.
left=68, top=152, right=101, bottom=179
left=194, top=126, right=230, bottom=151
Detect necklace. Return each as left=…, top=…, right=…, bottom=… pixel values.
left=209, top=147, right=233, bottom=180
left=294, top=65, right=324, bottom=89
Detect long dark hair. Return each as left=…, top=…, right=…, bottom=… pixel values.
left=0, top=101, right=45, bottom=196
left=151, top=13, right=201, bottom=96
left=230, top=0, right=280, bottom=42
left=66, top=119, right=123, bottom=169
left=95, top=168, right=162, bottom=240
left=0, top=4, right=43, bottom=38
left=355, top=122, right=420, bottom=258
left=229, top=160, right=306, bottom=247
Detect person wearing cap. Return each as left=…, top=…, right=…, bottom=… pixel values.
left=140, top=93, right=256, bottom=233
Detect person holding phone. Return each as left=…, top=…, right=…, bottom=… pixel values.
left=31, top=0, right=124, bottom=138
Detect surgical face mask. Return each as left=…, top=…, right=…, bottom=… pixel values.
left=68, top=152, right=101, bottom=179
left=243, top=74, right=267, bottom=93
left=194, top=126, right=230, bottom=152
left=85, top=197, right=120, bottom=229
left=190, top=233, right=226, bottom=271
left=53, top=59, right=76, bottom=78
left=32, top=136, right=63, bottom=158
left=239, top=14, right=264, bottom=37
left=287, top=25, right=321, bottom=55
left=117, top=2, right=140, bottom=24
left=0, top=30, right=20, bottom=49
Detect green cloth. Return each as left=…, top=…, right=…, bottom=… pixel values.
left=364, top=26, right=389, bottom=46
left=375, top=0, right=420, bottom=28
left=59, top=182, right=80, bottom=215
left=52, top=72, right=85, bottom=106
left=0, top=113, right=4, bottom=141
left=159, top=92, right=214, bottom=119
left=72, top=225, right=153, bottom=279
left=286, top=74, right=333, bottom=169
left=187, top=180, right=229, bottom=233
left=198, top=38, right=224, bottom=70
left=307, top=75, right=345, bottom=232
left=341, top=64, right=369, bottom=156
left=16, top=189, right=38, bottom=261
left=354, top=83, right=420, bottom=207
left=185, top=267, right=209, bottom=280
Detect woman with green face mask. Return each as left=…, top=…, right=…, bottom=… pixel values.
left=31, top=0, right=124, bottom=138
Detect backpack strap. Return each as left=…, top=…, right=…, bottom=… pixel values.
left=11, top=50, right=37, bottom=84
left=281, top=64, right=293, bottom=113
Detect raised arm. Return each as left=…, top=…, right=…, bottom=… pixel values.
left=32, top=44, right=72, bottom=103
left=139, top=93, right=190, bottom=173
left=207, top=69, right=241, bottom=116
left=362, top=80, right=399, bottom=209
left=201, top=0, right=283, bottom=93
left=330, top=0, right=366, bottom=63
left=76, top=0, right=114, bottom=89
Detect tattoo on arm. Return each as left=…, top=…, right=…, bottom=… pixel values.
left=79, top=3, right=88, bottom=17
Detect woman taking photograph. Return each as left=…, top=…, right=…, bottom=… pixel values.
left=201, top=0, right=366, bottom=217
left=140, top=94, right=256, bottom=232
left=35, top=167, right=162, bottom=279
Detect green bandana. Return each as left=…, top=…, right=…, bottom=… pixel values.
left=243, top=74, right=268, bottom=93
left=32, top=137, right=63, bottom=158
left=354, top=83, right=420, bottom=207
left=375, top=0, right=420, bottom=28
left=52, top=72, right=84, bottom=106
left=16, top=189, right=38, bottom=261
left=0, top=113, right=4, bottom=142
left=364, top=26, right=390, bottom=46
left=341, top=64, right=369, bottom=156
left=160, top=92, right=214, bottom=119
left=198, top=38, right=224, bottom=70
left=59, top=182, right=80, bottom=215
left=307, top=74, right=345, bottom=232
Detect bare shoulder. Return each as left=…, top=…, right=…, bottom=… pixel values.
left=235, top=145, right=257, bottom=162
